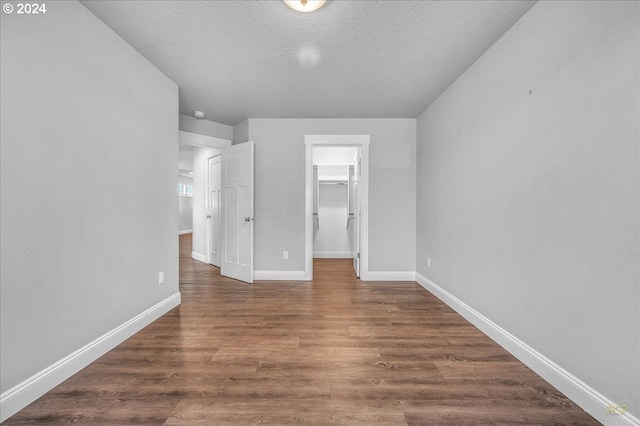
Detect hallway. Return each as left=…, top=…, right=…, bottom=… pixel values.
left=4, top=234, right=597, bottom=425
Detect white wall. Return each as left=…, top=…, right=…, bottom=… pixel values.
left=233, top=119, right=249, bottom=145
left=317, top=165, right=349, bottom=181
left=314, top=183, right=351, bottom=257
left=313, top=147, right=358, bottom=166
left=416, top=0, right=639, bottom=419
left=178, top=145, right=194, bottom=173
left=178, top=176, right=193, bottom=233
left=179, top=114, right=233, bottom=141
left=0, top=0, right=179, bottom=416
left=246, top=118, right=416, bottom=274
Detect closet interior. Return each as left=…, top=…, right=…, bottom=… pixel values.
left=312, top=147, right=360, bottom=267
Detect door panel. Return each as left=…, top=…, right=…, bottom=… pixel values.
left=207, top=155, right=222, bottom=267
left=221, top=141, right=254, bottom=283
left=348, top=165, right=355, bottom=261
left=224, top=188, right=238, bottom=264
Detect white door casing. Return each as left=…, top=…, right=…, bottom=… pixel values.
left=313, top=165, right=319, bottom=240
left=207, top=155, right=222, bottom=267
left=221, top=141, right=254, bottom=283
left=304, top=135, right=370, bottom=281
left=347, top=165, right=356, bottom=264
left=352, top=154, right=362, bottom=277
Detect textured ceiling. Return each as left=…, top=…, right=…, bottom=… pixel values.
left=81, top=0, right=536, bottom=126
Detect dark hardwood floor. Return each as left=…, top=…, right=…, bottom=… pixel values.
left=4, top=233, right=598, bottom=425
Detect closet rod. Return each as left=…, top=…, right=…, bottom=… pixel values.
left=319, top=181, right=347, bottom=185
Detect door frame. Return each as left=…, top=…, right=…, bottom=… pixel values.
left=304, top=135, right=370, bottom=280
left=181, top=132, right=230, bottom=265
left=220, top=141, right=255, bottom=283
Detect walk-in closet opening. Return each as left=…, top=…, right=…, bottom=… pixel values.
left=305, top=135, right=370, bottom=280
left=313, top=147, right=359, bottom=267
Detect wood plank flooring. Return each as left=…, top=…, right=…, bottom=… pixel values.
left=4, top=233, right=599, bottom=425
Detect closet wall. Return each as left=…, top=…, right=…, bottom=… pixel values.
left=313, top=165, right=351, bottom=258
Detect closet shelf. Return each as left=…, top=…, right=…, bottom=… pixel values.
left=319, top=180, right=348, bottom=185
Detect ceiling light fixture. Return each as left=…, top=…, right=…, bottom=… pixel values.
left=194, top=111, right=205, bottom=119
left=284, top=0, right=325, bottom=13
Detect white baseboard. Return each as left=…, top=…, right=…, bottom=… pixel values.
left=191, top=251, right=207, bottom=263
left=414, top=273, right=639, bottom=426
left=0, top=292, right=181, bottom=423
left=365, top=271, right=416, bottom=281
left=313, top=251, right=352, bottom=258
left=178, top=229, right=193, bottom=235
left=254, top=270, right=307, bottom=281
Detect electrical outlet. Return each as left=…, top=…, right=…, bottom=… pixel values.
left=427, top=258, right=431, bottom=268
left=158, top=271, right=165, bottom=285
left=283, top=251, right=288, bottom=260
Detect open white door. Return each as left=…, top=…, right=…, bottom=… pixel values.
left=207, top=155, right=222, bottom=267
left=221, top=141, right=254, bottom=283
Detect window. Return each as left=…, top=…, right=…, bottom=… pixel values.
left=177, top=183, right=193, bottom=197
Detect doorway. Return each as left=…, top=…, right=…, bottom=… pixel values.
left=206, top=142, right=255, bottom=283
left=304, top=135, right=370, bottom=280
left=312, top=148, right=358, bottom=272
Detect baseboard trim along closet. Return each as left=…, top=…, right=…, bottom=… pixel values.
left=365, top=271, right=417, bottom=281
left=254, top=270, right=307, bottom=281
left=191, top=251, right=207, bottom=263
left=0, top=292, right=182, bottom=423
left=414, top=273, right=640, bottom=426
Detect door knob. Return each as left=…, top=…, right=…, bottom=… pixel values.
left=245, top=217, right=251, bottom=222
left=206, top=215, right=211, bottom=219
